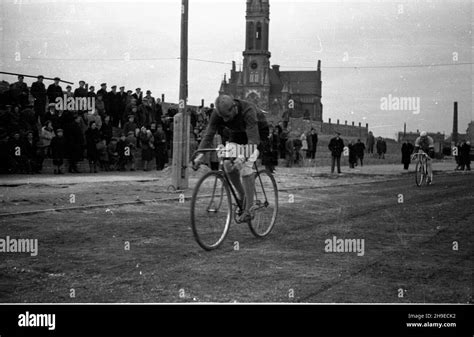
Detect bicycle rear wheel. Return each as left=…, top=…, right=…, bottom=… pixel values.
left=191, top=171, right=232, bottom=250
left=415, top=160, right=424, bottom=187
left=248, top=169, right=278, bottom=237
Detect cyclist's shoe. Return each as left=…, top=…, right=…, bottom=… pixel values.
left=427, top=177, right=433, bottom=185
left=237, top=209, right=256, bottom=223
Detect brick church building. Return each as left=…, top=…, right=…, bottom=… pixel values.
left=219, top=0, right=323, bottom=123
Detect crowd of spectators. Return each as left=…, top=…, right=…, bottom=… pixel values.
left=0, top=74, right=217, bottom=174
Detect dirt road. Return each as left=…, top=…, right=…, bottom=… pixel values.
left=0, top=170, right=472, bottom=303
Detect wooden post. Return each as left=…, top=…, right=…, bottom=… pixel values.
left=171, top=0, right=189, bottom=190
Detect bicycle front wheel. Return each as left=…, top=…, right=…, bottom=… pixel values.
left=415, top=160, right=424, bottom=187
left=248, top=169, right=278, bottom=237
left=191, top=171, right=232, bottom=250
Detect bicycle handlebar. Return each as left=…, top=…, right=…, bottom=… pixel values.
left=411, top=151, right=431, bottom=161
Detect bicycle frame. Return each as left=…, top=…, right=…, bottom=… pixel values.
left=193, top=148, right=266, bottom=213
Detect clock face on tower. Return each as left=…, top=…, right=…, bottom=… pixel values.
left=250, top=61, right=258, bottom=70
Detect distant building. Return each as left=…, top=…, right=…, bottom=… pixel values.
left=219, top=0, right=323, bottom=122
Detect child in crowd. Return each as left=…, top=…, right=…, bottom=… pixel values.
left=50, top=128, right=66, bottom=174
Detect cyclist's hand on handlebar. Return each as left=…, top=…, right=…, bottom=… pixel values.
left=232, top=155, right=245, bottom=171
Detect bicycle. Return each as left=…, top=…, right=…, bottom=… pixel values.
left=411, top=150, right=431, bottom=187
left=190, top=146, right=279, bottom=251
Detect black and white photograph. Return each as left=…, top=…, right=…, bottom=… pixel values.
left=0, top=0, right=472, bottom=335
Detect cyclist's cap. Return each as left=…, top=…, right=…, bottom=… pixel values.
left=420, top=131, right=427, bottom=137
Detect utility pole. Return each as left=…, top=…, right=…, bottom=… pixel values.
left=171, top=0, right=189, bottom=190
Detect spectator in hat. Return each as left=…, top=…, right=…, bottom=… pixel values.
left=132, top=88, right=142, bottom=105
left=19, top=106, right=37, bottom=139
left=95, top=94, right=106, bottom=117
left=118, top=86, right=127, bottom=127
left=107, top=137, right=119, bottom=170
left=47, top=77, right=63, bottom=105
left=354, top=139, right=366, bottom=166
left=50, top=128, right=66, bottom=174
left=137, top=98, right=153, bottom=127
left=108, top=85, right=121, bottom=127
left=125, top=90, right=133, bottom=106
left=460, top=140, right=471, bottom=171
left=87, top=86, right=96, bottom=98
left=125, top=131, right=137, bottom=171
left=139, top=127, right=154, bottom=171
left=145, top=90, right=155, bottom=106
left=153, top=123, right=167, bottom=170
left=376, top=137, right=387, bottom=159
left=40, top=120, right=54, bottom=158
left=48, top=104, right=64, bottom=131
left=65, top=85, right=74, bottom=98
left=96, top=137, right=109, bottom=171
left=10, top=75, right=29, bottom=107
left=123, top=114, right=138, bottom=136
left=328, top=132, right=344, bottom=174
left=31, top=75, right=47, bottom=124
left=97, top=83, right=108, bottom=108
left=307, top=128, right=318, bottom=164
left=124, top=98, right=138, bottom=119
left=100, top=115, right=113, bottom=144
left=74, top=80, right=88, bottom=98
left=83, top=107, right=105, bottom=130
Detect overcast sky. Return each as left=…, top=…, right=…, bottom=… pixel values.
left=1, top=0, right=472, bottom=138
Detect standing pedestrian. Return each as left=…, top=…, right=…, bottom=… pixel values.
left=401, top=139, right=414, bottom=170
left=328, top=132, right=344, bottom=174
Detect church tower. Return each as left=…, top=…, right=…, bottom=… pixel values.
left=241, top=0, right=271, bottom=110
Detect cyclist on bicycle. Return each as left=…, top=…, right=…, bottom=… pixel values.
left=414, top=131, right=435, bottom=184
left=193, top=95, right=262, bottom=222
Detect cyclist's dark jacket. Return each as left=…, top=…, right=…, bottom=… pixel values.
left=199, top=99, right=261, bottom=149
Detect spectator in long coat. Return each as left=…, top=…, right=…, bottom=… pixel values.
left=307, top=128, right=318, bottom=163
left=261, top=126, right=278, bottom=173
left=460, top=140, right=471, bottom=171
left=117, top=86, right=128, bottom=127
left=65, top=114, right=84, bottom=173
left=46, top=77, right=63, bottom=104
left=153, top=124, right=167, bottom=170
left=100, top=115, right=113, bottom=144
left=23, top=131, right=40, bottom=173
left=74, top=80, right=88, bottom=98
left=366, top=131, right=375, bottom=154
left=285, top=138, right=295, bottom=167
left=96, top=83, right=108, bottom=111
left=85, top=121, right=101, bottom=173
left=354, top=139, right=366, bottom=166
left=401, top=139, right=414, bottom=170
left=50, top=128, right=66, bottom=174
left=328, top=132, right=344, bottom=174
left=31, top=75, right=47, bottom=123
left=348, top=141, right=357, bottom=168
left=107, top=85, right=121, bottom=127
left=376, top=137, right=385, bottom=159
left=10, top=75, right=29, bottom=107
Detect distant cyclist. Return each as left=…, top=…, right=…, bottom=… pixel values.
left=414, top=131, right=435, bottom=184
left=193, top=95, right=264, bottom=223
